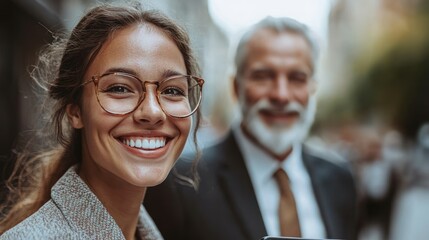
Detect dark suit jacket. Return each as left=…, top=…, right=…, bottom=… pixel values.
left=145, top=133, right=357, bottom=240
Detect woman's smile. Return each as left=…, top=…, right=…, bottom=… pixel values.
left=116, top=133, right=175, bottom=159
left=122, top=137, right=167, bottom=150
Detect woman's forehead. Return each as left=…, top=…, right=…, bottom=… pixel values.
left=86, top=24, right=186, bottom=79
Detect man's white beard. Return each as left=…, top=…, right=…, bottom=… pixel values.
left=241, top=97, right=317, bottom=156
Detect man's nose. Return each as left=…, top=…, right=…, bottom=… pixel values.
left=269, top=76, right=291, bottom=103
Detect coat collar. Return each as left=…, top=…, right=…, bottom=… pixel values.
left=301, top=148, right=344, bottom=238
left=51, top=165, right=162, bottom=239
left=216, top=133, right=267, bottom=240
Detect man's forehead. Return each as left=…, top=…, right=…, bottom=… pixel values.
left=247, top=29, right=308, bottom=49
left=243, top=30, right=314, bottom=71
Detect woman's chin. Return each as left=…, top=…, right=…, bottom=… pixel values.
left=129, top=168, right=169, bottom=188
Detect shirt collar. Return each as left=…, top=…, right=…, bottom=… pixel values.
left=233, top=126, right=303, bottom=186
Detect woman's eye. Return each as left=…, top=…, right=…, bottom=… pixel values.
left=103, top=85, right=133, bottom=94
left=162, top=87, right=186, bottom=96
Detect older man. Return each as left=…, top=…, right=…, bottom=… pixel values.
left=145, top=17, right=357, bottom=240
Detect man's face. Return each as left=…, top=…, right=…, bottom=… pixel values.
left=236, top=29, right=316, bottom=158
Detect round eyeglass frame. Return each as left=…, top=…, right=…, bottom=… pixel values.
left=80, top=71, right=204, bottom=118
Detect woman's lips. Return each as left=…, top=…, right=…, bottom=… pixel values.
left=116, top=136, right=172, bottom=159
left=121, top=137, right=167, bottom=150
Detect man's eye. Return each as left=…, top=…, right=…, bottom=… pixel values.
left=289, top=72, right=308, bottom=83
left=250, top=71, right=273, bottom=80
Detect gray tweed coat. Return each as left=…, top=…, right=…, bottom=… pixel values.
left=0, top=166, right=163, bottom=240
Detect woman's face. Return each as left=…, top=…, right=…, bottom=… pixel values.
left=67, top=24, right=191, bottom=188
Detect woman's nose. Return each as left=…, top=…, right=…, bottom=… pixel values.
left=132, top=84, right=166, bottom=125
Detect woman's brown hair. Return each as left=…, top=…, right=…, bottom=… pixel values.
left=0, top=2, right=201, bottom=233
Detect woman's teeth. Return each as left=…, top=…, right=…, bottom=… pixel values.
left=122, top=137, right=166, bottom=150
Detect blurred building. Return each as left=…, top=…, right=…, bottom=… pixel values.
left=0, top=0, right=63, bottom=190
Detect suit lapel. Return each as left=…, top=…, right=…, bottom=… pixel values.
left=302, top=149, right=338, bottom=238
left=217, top=133, right=267, bottom=240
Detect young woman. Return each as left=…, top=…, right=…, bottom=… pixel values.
left=0, top=2, right=203, bottom=239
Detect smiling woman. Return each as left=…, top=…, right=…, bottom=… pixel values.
left=0, top=2, right=203, bottom=239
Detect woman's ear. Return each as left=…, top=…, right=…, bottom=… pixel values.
left=66, top=104, right=84, bottom=129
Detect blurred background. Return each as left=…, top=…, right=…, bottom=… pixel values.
left=1, top=0, right=428, bottom=239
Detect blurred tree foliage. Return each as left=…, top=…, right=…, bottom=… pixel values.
left=317, top=1, right=429, bottom=141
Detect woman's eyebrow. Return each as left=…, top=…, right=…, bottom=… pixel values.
left=103, top=68, right=185, bottom=77
left=103, top=67, right=138, bottom=76
left=162, top=69, right=186, bottom=78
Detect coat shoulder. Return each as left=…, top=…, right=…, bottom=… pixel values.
left=0, top=201, right=84, bottom=240
left=303, top=143, right=352, bottom=172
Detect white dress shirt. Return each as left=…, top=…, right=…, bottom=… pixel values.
left=233, top=127, right=326, bottom=238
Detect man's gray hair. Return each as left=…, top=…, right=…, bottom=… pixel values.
left=234, top=16, right=319, bottom=76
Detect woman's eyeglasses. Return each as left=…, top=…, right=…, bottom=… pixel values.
left=81, top=72, right=204, bottom=118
